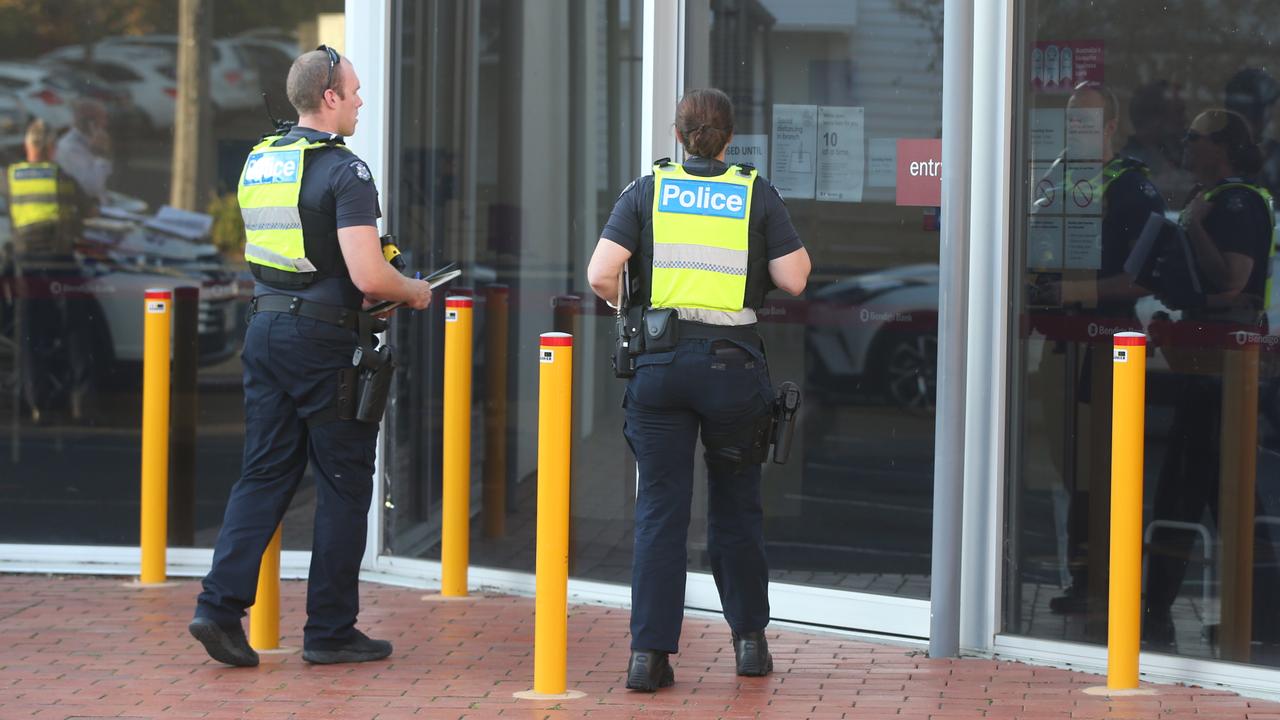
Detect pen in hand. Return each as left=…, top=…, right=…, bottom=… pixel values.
left=413, top=271, right=422, bottom=315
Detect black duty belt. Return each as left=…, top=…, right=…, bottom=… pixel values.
left=678, top=319, right=762, bottom=349
left=250, top=294, right=359, bottom=330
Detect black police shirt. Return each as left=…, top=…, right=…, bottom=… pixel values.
left=252, top=126, right=382, bottom=309
left=1100, top=159, right=1165, bottom=314
left=600, top=156, right=803, bottom=262
left=1200, top=178, right=1272, bottom=306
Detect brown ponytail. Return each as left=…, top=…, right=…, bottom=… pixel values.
left=675, top=88, right=734, bottom=159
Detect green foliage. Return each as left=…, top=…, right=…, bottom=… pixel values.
left=207, top=191, right=245, bottom=258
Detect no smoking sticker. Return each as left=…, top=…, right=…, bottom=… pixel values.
left=540, top=349, right=554, bottom=364
left=1113, top=348, right=1128, bottom=363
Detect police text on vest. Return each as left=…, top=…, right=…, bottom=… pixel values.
left=243, top=150, right=301, bottom=185
left=658, top=178, right=748, bottom=219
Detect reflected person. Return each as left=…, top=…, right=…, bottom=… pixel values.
left=2, top=119, right=95, bottom=424
left=1036, top=82, right=1166, bottom=615
left=55, top=99, right=113, bottom=206
left=587, top=88, right=811, bottom=691
left=1144, top=109, right=1274, bottom=649
left=189, top=47, right=433, bottom=667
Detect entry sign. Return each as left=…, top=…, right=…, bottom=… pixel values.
left=896, top=139, right=942, bottom=207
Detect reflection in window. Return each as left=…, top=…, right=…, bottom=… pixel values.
left=0, top=1, right=344, bottom=548
left=684, top=0, right=942, bottom=599
left=384, top=0, right=642, bottom=581
left=1007, top=0, right=1280, bottom=668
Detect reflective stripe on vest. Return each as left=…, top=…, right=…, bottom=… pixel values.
left=8, top=162, right=61, bottom=230
left=649, top=162, right=755, bottom=312
left=238, top=135, right=348, bottom=274
left=1202, top=181, right=1277, bottom=309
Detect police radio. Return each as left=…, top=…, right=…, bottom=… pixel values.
left=612, top=262, right=642, bottom=378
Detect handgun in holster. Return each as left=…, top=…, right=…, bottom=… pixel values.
left=341, top=311, right=396, bottom=423
left=770, top=381, right=802, bottom=464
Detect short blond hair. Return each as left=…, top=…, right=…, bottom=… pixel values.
left=287, top=49, right=345, bottom=115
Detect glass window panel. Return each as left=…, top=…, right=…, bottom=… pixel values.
left=385, top=0, right=642, bottom=581
left=682, top=0, right=943, bottom=599
left=0, top=1, right=343, bottom=548
left=1005, top=0, right=1280, bottom=667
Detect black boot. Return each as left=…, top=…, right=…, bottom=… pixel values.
left=625, top=649, right=674, bottom=691
left=732, top=630, right=773, bottom=677
left=302, top=630, right=393, bottom=664
left=188, top=617, right=259, bottom=667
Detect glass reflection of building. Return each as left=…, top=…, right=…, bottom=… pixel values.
left=6, top=0, right=1280, bottom=699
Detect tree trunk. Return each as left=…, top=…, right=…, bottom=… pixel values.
left=169, top=0, right=212, bottom=211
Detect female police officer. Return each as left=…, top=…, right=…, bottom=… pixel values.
left=1144, top=108, right=1274, bottom=647
left=587, top=88, right=811, bottom=691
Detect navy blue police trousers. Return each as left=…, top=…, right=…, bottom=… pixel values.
left=624, top=336, right=774, bottom=653
left=195, top=309, right=378, bottom=650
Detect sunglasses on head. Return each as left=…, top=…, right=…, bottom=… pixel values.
left=317, top=44, right=340, bottom=91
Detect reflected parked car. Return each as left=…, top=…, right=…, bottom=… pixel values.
left=0, top=62, right=76, bottom=130
left=49, top=36, right=262, bottom=115
left=0, top=194, right=243, bottom=381
left=0, top=91, right=30, bottom=160
left=41, top=49, right=179, bottom=130
left=805, top=264, right=939, bottom=412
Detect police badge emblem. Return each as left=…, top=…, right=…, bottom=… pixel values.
left=351, top=161, right=371, bottom=182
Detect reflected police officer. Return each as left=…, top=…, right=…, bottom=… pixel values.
left=1144, top=108, right=1274, bottom=648
left=3, top=118, right=96, bottom=424
left=189, top=47, right=432, bottom=667
left=587, top=88, right=811, bottom=691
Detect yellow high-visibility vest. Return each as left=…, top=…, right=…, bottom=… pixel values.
left=238, top=134, right=349, bottom=276
left=1200, top=181, right=1277, bottom=309
left=7, top=162, right=61, bottom=231
left=649, top=161, right=756, bottom=312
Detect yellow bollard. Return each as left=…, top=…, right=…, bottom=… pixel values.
left=441, top=296, right=474, bottom=597
left=534, top=332, right=573, bottom=695
left=1107, top=331, right=1146, bottom=689
left=249, top=524, right=282, bottom=650
left=139, top=289, right=171, bottom=584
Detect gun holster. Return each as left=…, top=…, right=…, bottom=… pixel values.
left=770, top=381, right=802, bottom=464
left=345, top=312, right=396, bottom=423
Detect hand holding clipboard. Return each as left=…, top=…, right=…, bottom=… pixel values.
left=365, top=262, right=461, bottom=315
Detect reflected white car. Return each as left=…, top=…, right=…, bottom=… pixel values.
left=0, top=62, right=76, bottom=130
left=805, top=264, right=939, bottom=412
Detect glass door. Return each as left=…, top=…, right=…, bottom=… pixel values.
left=681, top=0, right=944, bottom=627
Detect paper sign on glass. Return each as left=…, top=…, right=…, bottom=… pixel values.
left=815, top=106, right=865, bottom=202
left=770, top=104, right=818, bottom=199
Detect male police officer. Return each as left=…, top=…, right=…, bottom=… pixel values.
left=3, top=118, right=95, bottom=424
left=189, top=47, right=432, bottom=667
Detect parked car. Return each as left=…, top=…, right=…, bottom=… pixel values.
left=0, top=194, right=243, bottom=384
left=0, top=90, right=30, bottom=160
left=62, top=36, right=263, bottom=114
left=35, top=63, right=147, bottom=138
left=40, top=51, right=177, bottom=131
left=0, top=62, right=76, bottom=130
left=805, top=264, right=939, bottom=412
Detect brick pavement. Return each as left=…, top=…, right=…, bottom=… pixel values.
left=1, top=574, right=1278, bottom=719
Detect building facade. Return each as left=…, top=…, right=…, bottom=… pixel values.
left=3, top=0, right=1280, bottom=698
